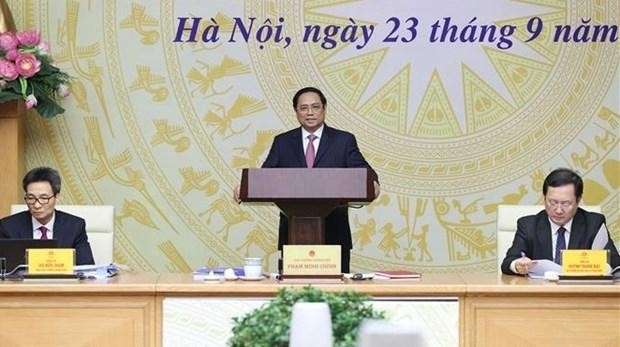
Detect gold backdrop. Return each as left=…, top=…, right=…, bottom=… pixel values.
left=7, top=0, right=619, bottom=273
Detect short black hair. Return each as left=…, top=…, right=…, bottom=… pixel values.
left=543, top=168, right=583, bottom=199
left=292, top=87, right=327, bottom=109
left=22, top=167, right=62, bottom=195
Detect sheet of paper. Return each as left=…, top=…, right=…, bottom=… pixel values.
left=527, top=259, right=561, bottom=277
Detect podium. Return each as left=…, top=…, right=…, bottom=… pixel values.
left=239, top=168, right=375, bottom=244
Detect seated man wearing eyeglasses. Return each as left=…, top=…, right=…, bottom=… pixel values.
left=501, top=168, right=619, bottom=275
left=0, top=167, right=94, bottom=265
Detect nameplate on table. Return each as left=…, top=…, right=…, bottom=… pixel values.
left=283, top=245, right=341, bottom=275
left=27, top=248, right=75, bottom=274
left=561, top=249, right=608, bottom=275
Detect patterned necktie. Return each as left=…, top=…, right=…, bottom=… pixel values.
left=39, top=226, right=48, bottom=240
left=306, top=134, right=317, bottom=168
left=554, top=226, right=566, bottom=265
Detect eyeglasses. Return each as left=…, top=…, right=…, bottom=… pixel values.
left=545, top=199, right=574, bottom=210
left=24, top=195, right=56, bottom=205
left=296, top=104, right=323, bottom=114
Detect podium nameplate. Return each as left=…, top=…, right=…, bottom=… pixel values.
left=283, top=245, right=341, bottom=275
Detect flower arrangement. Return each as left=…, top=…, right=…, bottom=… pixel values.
left=0, top=30, right=70, bottom=118
left=230, top=286, right=385, bottom=347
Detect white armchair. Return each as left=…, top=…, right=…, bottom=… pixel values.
left=11, top=204, right=115, bottom=265
left=496, top=204, right=600, bottom=273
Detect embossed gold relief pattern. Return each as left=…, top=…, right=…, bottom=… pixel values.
left=10, top=0, right=618, bottom=273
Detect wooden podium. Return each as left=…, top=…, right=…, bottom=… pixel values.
left=0, top=100, right=24, bottom=215
left=239, top=168, right=375, bottom=244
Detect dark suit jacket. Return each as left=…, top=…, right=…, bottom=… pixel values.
left=262, top=125, right=378, bottom=250
left=0, top=210, right=95, bottom=265
left=501, top=208, right=620, bottom=275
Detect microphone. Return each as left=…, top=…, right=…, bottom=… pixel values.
left=0, top=257, right=5, bottom=279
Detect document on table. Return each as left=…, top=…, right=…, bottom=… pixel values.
left=74, top=263, right=120, bottom=279
left=527, top=259, right=561, bottom=278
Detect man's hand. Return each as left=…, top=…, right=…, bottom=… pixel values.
left=373, top=181, right=380, bottom=199
left=515, top=256, right=534, bottom=275
left=233, top=185, right=241, bottom=204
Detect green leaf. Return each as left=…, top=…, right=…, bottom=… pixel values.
left=228, top=287, right=385, bottom=347
left=0, top=92, right=21, bottom=103
left=35, top=94, right=65, bottom=118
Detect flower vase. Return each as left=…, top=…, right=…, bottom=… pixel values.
left=0, top=99, right=25, bottom=215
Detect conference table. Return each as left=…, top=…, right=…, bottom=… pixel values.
left=0, top=273, right=618, bottom=346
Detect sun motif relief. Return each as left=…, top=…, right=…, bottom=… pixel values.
left=17, top=0, right=617, bottom=273
left=245, top=0, right=617, bottom=196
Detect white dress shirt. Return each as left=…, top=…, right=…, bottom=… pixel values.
left=549, top=217, right=572, bottom=260
left=301, top=124, right=324, bottom=155
left=32, top=213, right=56, bottom=239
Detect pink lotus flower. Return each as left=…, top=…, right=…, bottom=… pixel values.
left=57, top=83, right=70, bottom=97
left=36, top=41, right=49, bottom=55
left=4, top=49, right=18, bottom=61
left=0, top=30, right=71, bottom=118
left=16, top=31, right=41, bottom=47
left=15, top=53, right=41, bottom=78
left=25, top=94, right=37, bottom=109
left=0, top=32, right=18, bottom=52
left=0, top=59, right=18, bottom=80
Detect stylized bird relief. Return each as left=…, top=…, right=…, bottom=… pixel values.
left=116, top=199, right=159, bottom=230
left=483, top=185, right=528, bottom=214
left=84, top=116, right=133, bottom=181
left=181, top=12, right=235, bottom=52
left=452, top=198, right=483, bottom=224
left=594, top=129, right=615, bottom=151
left=200, top=196, right=253, bottom=242
left=204, top=94, right=267, bottom=138
left=571, top=141, right=600, bottom=170
left=151, top=119, right=190, bottom=152
left=55, top=1, right=100, bottom=64
left=84, top=116, right=177, bottom=232
left=129, top=65, right=168, bottom=101
left=70, top=79, right=90, bottom=112
left=179, top=167, right=219, bottom=197
left=232, top=129, right=278, bottom=168
left=57, top=1, right=115, bottom=136
left=187, top=56, right=251, bottom=97
left=120, top=3, right=159, bottom=45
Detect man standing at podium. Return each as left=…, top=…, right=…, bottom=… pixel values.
left=261, top=87, right=380, bottom=273
left=0, top=167, right=94, bottom=265
left=501, top=168, right=619, bottom=275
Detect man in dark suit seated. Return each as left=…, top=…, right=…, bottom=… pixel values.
left=260, top=86, right=380, bottom=273
left=0, top=167, right=95, bottom=265
left=501, top=168, right=619, bottom=275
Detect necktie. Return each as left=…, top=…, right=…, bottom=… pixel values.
left=39, top=226, right=48, bottom=240
left=305, top=134, right=317, bottom=168
left=554, top=226, right=566, bottom=265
